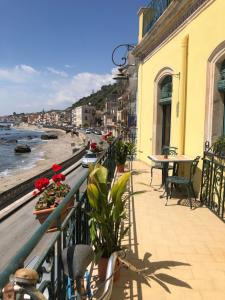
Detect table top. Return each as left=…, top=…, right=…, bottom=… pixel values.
left=148, top=154, right=194, bottom=163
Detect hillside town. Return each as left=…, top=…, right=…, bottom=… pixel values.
left=0, top=54, right=137, bottom=139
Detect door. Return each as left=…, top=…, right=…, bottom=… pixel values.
left=162, top=103, right=171, bottom=147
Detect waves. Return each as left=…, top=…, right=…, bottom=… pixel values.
left=0, top=127, right=45, bottom=176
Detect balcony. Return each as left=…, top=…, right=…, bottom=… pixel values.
left=1, top=153, right=225, bottom=299
left=143, top=0, right=173, bottom=36
left=110, top=160, right=225, bottom=299
left=134, top=0, right=209, bottom=59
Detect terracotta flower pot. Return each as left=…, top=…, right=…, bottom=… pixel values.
left=98, top=257, right=121, bottom=282
left=33, top=197, right=74, bottom=232
left=117, top=164, right=125, bottom=173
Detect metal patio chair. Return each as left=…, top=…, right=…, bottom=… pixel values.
left=149, top=146, right=178, bottom=186
left=165, top=156, right=201, bottom=209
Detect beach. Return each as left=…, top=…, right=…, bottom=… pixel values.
left=0, top=125, right=85, bottom=193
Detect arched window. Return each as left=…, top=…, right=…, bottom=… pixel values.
left=159, top=76, right=172, bottom=147
left=211, top=58, right=225, bottom=141
left=159, top=76, right=172, bottom=104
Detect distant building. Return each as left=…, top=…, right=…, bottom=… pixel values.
left=72, top=105, right=96, bottom=127
left=103, top=97, right=118, bottom=133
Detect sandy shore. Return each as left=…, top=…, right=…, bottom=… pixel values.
left=0, top=125, right=85, bottom=193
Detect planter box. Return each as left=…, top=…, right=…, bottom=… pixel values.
left=33, top=197, right=74, bottom=232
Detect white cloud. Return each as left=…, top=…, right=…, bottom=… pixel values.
left=64, top=64, right=75, bottom=69
left=0, top=65, right=39, bottom=83
left=47, top=71, right=114, bottom=106
left=46, top=67, right=68, bottom=78
left=0, top=66, right=115, bottom=114
left=19, top=64, right=38, bottom=74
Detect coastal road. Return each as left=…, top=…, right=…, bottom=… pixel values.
left=0, top=133, right=102, bottom=271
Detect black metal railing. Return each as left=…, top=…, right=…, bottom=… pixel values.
left=0, top=142, right=117, bottom=299
left=143, top=0, right=173, bottom=36
left=200, top=141, right=225, bottom=221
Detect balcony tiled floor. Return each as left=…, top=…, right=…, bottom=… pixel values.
left=111, top=160, right=225, bottom=300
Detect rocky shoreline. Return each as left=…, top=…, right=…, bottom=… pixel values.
left=0, top=125, right=84, bottom=193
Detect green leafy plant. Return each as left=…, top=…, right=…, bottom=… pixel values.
left=87, top=165, right=131, bottom=261
left=212, top=136, right=225, bottom=156
left=125, top=141, right=136, bottom=157
left=115, top=140, right=129, bottom=165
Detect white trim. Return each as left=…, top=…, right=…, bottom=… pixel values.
left=152, top=68, right=174, bottom=154
left=205, top=41, right=225, bottom=144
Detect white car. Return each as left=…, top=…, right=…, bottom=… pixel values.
left=85, top=129, right=91, bottom=134
left=82, top=152, right=98, bottom=167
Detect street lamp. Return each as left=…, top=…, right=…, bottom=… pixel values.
left=111, top=44, right=136, bottom=82
left=111, top=44, right=135, bottom=67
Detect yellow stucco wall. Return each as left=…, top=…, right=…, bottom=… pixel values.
left=137, top=0, right=225, bottom=169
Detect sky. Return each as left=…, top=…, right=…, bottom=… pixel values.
left=0, top=0, right=149, bottom=115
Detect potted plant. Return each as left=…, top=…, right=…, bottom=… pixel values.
left=90, top=142, right=103, bottom=153
left=101, top=131, right=114, bottom=144
left=115, top=140, right=128, bottom=172
left=212, top=136, right=225, bottom=156
left=87, top=165, right=131, bottom=281
left=126, top=141, right=136, bottom=160
left=33, top=164, right=73, bottom=232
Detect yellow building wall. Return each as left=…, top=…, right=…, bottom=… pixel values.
left=137, top=0, right=225, bottom=169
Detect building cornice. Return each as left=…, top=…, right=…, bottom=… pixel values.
left=132, top=0, right=213, bottom=61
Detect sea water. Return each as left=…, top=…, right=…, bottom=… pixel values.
left=0, top=125, right=45, bottom=177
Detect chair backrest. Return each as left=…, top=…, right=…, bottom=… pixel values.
left=189, top=156, right=201, bottom=182
left=161, top=146, right=177, bottom=156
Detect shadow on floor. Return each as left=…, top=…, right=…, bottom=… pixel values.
left=110, top=166, right=192, bottom=299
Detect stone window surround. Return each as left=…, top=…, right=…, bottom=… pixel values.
left=152, top=67, right=174, bottom=154
left=204, top=41, right=225, bottom=144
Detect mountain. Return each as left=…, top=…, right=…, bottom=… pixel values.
left=71, top=83, right=118, bottom=110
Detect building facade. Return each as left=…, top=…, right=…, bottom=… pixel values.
left=103, top=97, right=118, bottom=133
left=133, top=0, right=225, bottom=187
left=72, top=105, right=96, bottom=128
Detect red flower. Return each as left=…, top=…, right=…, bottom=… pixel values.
left=52, top=164, right=62, bottom=173
left=108, top=131, right=112, bottom=136
left=90, top=142, right=97, bottom=150
left=102, top=135, right=107, bottom=141
left=52, top=173, right=66, bottom=183
left=34, top=177, right=49, bottom=191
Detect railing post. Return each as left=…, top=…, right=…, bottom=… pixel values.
left=56, top=217, right=63, bottom=299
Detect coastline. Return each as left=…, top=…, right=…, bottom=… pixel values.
left=0, top=125, right=85, bottom=193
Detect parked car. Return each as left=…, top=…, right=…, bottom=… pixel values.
left=85, top=129, right=91, bottom=134
left=94, top=129, right=102, bottom=135
left=82, top=151, right=98, bottom=167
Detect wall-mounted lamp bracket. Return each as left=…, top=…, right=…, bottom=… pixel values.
left=112, top=44, right=136, bottom=67
left=172, top=72, right=180, bottom=79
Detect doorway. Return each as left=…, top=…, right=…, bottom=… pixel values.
left=159, top=75, right=172, bottom=148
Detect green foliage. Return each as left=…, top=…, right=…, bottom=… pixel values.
left=126, top=141, right=136, bottom=156
left=212, top=136, right=225, bottom=155
left=72, top=84, right=118, bottom=110
left=87, top=165, right=131, bottom=260
left=115, top=140, right=129, bottom=165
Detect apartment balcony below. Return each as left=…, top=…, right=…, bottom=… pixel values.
left=111, top=160, right=225, bottom=300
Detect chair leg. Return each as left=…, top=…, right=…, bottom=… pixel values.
left=185, top=185, right=192, bottom=209
left=165, top=181, right=169, bottom=206
left=170, top=183, right=174, bottom=199
left=190, top=183, right=196, bottom=202
left=150, top=166, right=154, bottom=186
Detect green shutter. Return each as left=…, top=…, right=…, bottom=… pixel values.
left=218, top=60, right=225, bottom=92
left=159, top=76, right=172, bottom=105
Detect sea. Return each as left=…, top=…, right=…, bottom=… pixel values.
left=0, top=124, right=45, bottom=177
